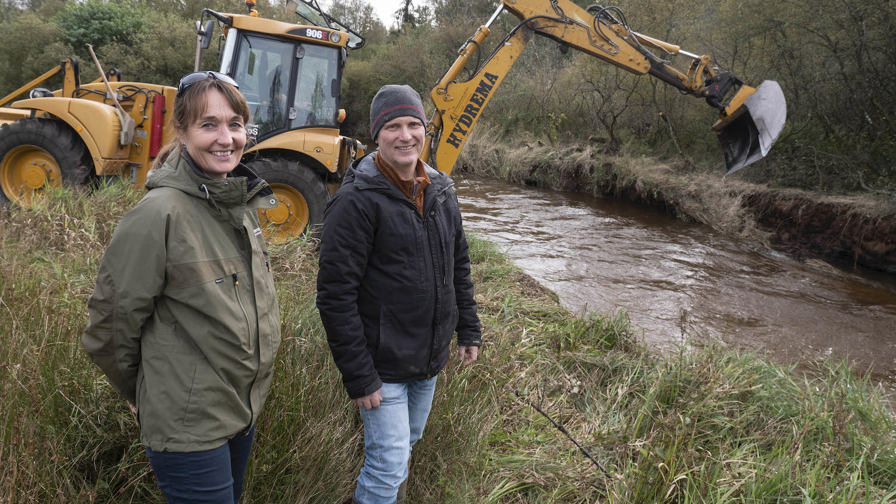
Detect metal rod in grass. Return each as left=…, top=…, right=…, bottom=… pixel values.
left=514, top=390, right=612, bottom=479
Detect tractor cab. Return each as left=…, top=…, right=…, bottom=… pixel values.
left=191, top=4, right=366, bottom=240
left=199, top=1, right=364, bottom=143
left=221, top=30, right=342, bottom=140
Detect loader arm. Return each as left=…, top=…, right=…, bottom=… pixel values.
left=422, top=0, right=786, bottom=176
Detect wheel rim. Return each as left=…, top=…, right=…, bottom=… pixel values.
left=0, top=144, right=63, bottom=206
left=257, top=183, right=311, bottom=243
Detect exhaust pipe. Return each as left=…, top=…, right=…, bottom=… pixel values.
left=714, top=81, right=787, bottom=175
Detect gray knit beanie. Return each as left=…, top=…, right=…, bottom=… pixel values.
left=369, top=84, right=427, bottom=141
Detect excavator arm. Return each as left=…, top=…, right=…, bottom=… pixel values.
left=421, top=0, right=786, bottom=176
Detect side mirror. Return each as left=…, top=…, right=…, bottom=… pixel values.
left=198, top=20, right=215, bottom=50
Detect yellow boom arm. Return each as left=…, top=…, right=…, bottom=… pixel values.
left=421, top=0, right=786, bottom=175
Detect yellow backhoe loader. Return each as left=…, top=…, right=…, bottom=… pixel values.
left=0, top=0, right=366, bottom=242
left=421, top=1, right=786, bottom=177
left=0, top=0, right=785, bottom=242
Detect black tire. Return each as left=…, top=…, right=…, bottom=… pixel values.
left=0, top=119, right=91, bottom=206
left=246, top=156, right=329, bottom=242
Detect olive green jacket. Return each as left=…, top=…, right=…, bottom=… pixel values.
left=82, top=150, right=281, bottom=452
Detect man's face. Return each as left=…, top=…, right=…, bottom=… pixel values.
left=376, top=116, right=425, bottom=175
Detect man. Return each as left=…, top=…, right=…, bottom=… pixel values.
left=316, top=84, right=482, bottom=504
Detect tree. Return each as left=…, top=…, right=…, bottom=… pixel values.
left=98, top=10, right=196, bottom=87
left=328, top=0, right=386, bottom=42
left=55, top=0, right=147, bottom=50
left=430, top=0, right=496, bottom=24
left=0, top=11, right=67, bottom=96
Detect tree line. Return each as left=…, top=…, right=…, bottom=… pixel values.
left=0, top=0, right=892, bottom=193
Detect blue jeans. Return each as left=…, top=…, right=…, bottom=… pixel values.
left=354, top=376, right=438, bottom=504
left=146, top=426, right=255, bottom=504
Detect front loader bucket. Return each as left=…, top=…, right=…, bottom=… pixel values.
left=716, top=80, right=786, bottom=175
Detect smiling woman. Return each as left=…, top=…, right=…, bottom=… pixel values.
left=81, top=72, right=282, bottom=503
left=179, top=89, right=247, bottom=179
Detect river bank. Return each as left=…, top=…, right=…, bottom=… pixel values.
left=2, top=185, right=896, bottom=502
left=458, top=132, right=896, bottom=274
left=456, top=175, right=896, bottom=398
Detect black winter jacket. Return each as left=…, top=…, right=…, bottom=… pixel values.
left=316, top=153, right=481, bottom=399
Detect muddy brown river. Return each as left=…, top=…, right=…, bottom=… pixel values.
left=456, top=176, right=896, bottom=390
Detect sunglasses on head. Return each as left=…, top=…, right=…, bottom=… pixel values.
left=176, top=71, right=239, bottom=98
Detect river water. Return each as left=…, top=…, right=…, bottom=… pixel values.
left=455, top=176, right=896, bottom=389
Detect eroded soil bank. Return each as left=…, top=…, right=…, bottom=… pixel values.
left=599, top=177, right=896, bottom=274
left=457, top=140, right=896, bottom=274
left=742, top=191, right=896, bottom=273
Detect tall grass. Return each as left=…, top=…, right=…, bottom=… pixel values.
left=2, top=183, right=895, bottom=503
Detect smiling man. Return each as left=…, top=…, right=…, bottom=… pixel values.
left=316, top=84, right=482, bottom=504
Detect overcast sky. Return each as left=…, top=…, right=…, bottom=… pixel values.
left=359, top=0, right=405, bottom=27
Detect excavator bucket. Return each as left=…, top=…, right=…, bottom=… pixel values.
left=716, top=81, right=786, bottom=175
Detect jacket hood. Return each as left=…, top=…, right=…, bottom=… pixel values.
left=346, top=151, right=452, bottom=197
left=146, top=149, right=277, bottom=211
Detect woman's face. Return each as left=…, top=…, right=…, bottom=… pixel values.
left=179, top=89, right=247, bottom=179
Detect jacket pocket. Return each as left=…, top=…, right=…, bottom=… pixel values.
left=139, top=321, right=199, bottom=433
left=375, top=305, right=427, bottom=377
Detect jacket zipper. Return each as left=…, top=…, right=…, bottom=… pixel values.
left=232, top=273, right=252, bottom=340
left=425, top=214, right=442, bottom=378
left=239, top=229, right=263, bottom=426
left=375, top=168, right=451, bottom=378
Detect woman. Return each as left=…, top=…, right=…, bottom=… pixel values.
left=82, top=71, right=281, bottom=503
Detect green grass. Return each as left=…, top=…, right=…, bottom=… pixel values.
left=2, top=182, right=895, bottom=503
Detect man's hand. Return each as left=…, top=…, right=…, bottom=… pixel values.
left=458, top=345, right=479, bottom=365
left=352, top=389, right=382, bottom=410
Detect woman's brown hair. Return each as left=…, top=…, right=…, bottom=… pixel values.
left=152, top=77, right=250, bottom=169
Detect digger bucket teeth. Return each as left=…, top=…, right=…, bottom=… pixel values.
left=717, top=80, right=786, bottom=175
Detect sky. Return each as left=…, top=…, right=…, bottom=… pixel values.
left=364, top=0, right=406, bottom=27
